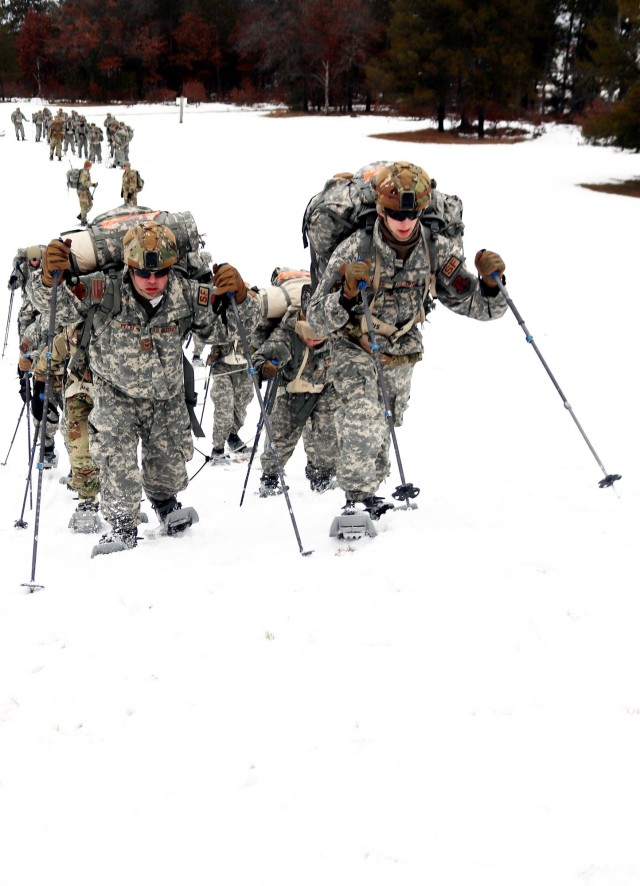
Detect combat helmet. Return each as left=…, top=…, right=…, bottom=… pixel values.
left=374, top=161, right=432, bottom=213
left=123, top=220, right=179, bottom=271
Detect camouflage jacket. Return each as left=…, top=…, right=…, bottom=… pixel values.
left=307, top=219, right=507, bottom=357
left=77, top=168, right=94, bottom=192
left=31, top=270, right=254, bottom=400
left=202, top=291, right=261, bottom=365
left=252, top=308, right=331, bottom=393
left=122, top=168, right=140, bottom=193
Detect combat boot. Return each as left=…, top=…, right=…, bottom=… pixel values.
left=148, top=495, right=199, bottom=536
left=42, top=445, right=58, bottom=469
left=259, top=474, right=286, bottom=498
left=210, top=447, right=229, bottom=466
left=226, top=432, right=248, bottom=455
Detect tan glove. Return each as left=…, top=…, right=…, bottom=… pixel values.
left=212, top=263, right=246, bottom=304
left=474, top=250, right=505, bottom=287
left=260, top=360, right=279, bottom=379
left=339, top=259, right=371, bottom=299
left=42, top=238, right=72, bottom=286
left=18, top=355, right=32, bottom=372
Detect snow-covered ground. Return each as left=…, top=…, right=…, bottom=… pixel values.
left=1, top=101, right=639, bottom=886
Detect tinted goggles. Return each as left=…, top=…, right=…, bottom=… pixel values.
left=385, top=208, right=423, bottom=222
left=132, top=267, right=170, bottom=279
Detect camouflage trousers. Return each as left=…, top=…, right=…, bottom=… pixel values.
left=88, top=376, right=193, bottom=528
left=89, top=144, right=102, bottom=163
left=209, top=364, right=254, bottom=449
left=63, top=134, right=75, bottom=153
left=77, top=191, right=93, bottom=222
left=65, top=392, right=100, bottom=500
left=329, top=340, right=417, bottom=499
left=49, top=138, right=62, bottom=159
left=13, top=123, right=25, bottom=139
left=260, top=384, right=339, bottom=479
left=77, top=136, right=88, bottom=158
left=33, top=389, right=65, bottom=451
left=123, top=192, right=138, bottom=206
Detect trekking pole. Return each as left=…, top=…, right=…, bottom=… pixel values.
left=239, top=368, right=280, bottom=507
left=491, top=270, right=621, bottom=489
left=21, top=269, right=61, bottom=592
left=2, top=395, right=27, bottom=465
left=199, top=359, right=214, bottom=425
left=2, top=275, right=18, bottom=358
left=225, top=290, right=312, bottom=555
left=358, top=278, right=419, bottom=507
left=14, top=435, right=39, bottom=529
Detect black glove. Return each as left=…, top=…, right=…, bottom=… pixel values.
left=8, top=273, right=19, bottom=290
left=31, top=380, right=45, bottom=422
left=18, top=372, right=31, bottom=404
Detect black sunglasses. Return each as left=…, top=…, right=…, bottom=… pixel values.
left=385, top=209, right=423, bottom=222
left=133, top=267, right=170, bottom=279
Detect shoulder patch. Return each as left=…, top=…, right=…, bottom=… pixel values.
left=198, top=286, right=209, bottom=307
left=441, top=256, right=461, bottom=279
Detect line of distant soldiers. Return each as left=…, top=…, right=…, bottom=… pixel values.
left=11, top=105, right=134, bottom=167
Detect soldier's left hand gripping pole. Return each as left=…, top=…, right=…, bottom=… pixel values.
left=358, top=275, right=419, bottom=508
left=225, top=289, right=312, bottom=556
left=491, top=268, right=621, bottom=490
left=21, top=269, right=61, bottom=592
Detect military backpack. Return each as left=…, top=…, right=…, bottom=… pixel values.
left=301, top=160, right=465, bottom=292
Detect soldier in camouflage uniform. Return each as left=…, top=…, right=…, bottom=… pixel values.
left=121, top=162, right=143, bottom=205
left=33, top=110, right=43, bottom=142
left=33, top=221, right=250, bottom=554
left=10, top=107, right=29, bottom=140
left=32, top=322, right=100, bottom=519
left=113, top=123, right=129, bottom=167
left=76, top=116, right=89, bottom=158
left=203, top=276, right=261, bottom=464
left=252, top=299, right=338, bottom=495
left=49, top=115, right=64, bottom=161
left=307, top=161, right=507, bottom=521
left=63, top=117, right=76, bottom=154
left=76, top=160, right=96, bottom=226
left=42, top=107, right=52, bottom=139
left=88, top=123, right=103, bottom=163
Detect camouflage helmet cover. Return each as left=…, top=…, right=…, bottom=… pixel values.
left=374, top=161, right=432, bottom=213
left=123, top=220, right=178, bottom=270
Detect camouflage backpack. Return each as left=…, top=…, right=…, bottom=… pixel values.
left=60, top=204, right=206, bottom=280
left=66, top=168, right=81, bottom=189
left=302, top=160, right=464, bottom=291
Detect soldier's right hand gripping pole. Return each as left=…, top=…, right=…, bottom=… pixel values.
left=490, top=266, right=620, bottom=490
left=358, top=275, right=420, bottom=508
left=223, top=286, right=312, bottom=556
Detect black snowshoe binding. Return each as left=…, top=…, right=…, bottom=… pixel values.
left=68, top=497, right=103, bottom=534
left=149, top=495, right=199, bottom=536
left=329, top=496, right=394, bottom=540
left=258, top=474, right=286, bottom=498
left=42, top=445, right=58, bottom=470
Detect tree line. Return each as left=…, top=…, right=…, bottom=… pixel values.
left=1, top=0, right=639, bottom=148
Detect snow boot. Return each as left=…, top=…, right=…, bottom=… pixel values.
left=68, top=497, right=103, bottom=534
left=149, top=495, right=199, bottom=536
left=307, top=469, right=335, bottom=493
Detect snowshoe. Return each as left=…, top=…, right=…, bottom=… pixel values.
left=149, top=496, right=199, bottom=536
left=68, top=498, right=103, bottom=534
left=210, top=447, right=230, bottom=466
left=307, top=471, right=336, bottom=494
left=330, top=501, right=377, bottom=540
left=91, top=526, right=138, bottom=558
